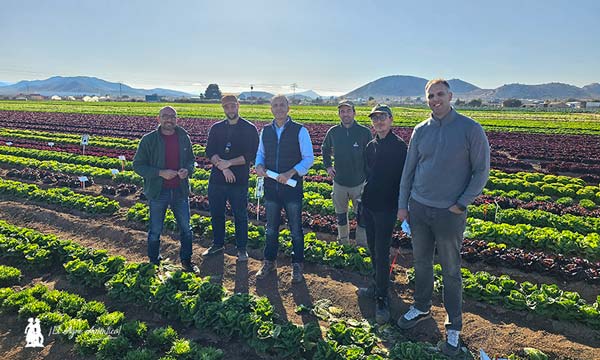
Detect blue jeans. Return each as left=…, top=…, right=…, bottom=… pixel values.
left=409, top=198, right=466, bottom=331
left=147, top=188, right=193, bottom=262
left=263, top=198, right=304, bottom=263
left=208, top=183, right=249, bottom=250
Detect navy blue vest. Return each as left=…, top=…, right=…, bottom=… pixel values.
left=262, top=120, right=303, bottom=201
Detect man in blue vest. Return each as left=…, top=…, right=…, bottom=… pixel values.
left=255, top=95, right=314, bottom=283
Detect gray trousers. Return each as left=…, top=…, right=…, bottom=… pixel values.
left=409, top=198, right=466, bottom=331
left=332, top=181, right=364, bottom=220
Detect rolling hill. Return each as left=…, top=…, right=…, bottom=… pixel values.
left=0, top=76, right=193, bottom=98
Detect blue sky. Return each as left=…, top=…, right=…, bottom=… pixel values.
left=1, top=0, right=599, bottom=96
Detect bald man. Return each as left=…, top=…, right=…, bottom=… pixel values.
left=255, top=95, right=314, bottom=283
left=133, top=106, right=198, bottom=273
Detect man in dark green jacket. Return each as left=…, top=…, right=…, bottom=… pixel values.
left=133, top=106, right=198, bottom=273
left=322, top=100, right=372, bottom=246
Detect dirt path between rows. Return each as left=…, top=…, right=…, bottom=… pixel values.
left=0, top=200, right=599, bottom=359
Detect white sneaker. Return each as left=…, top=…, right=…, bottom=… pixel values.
left=447, top=329, right=460, bottom=348
left=438, top=329, right=461, bottom=356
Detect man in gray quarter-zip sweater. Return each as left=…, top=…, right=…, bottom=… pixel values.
left=322, top=100, right=372, bottom=246
left=396, top=79, right=490, bottom=357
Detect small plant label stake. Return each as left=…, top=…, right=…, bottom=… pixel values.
left=118, top=155, right=126, bottom=171
left=81, top=134, right=90, bottom=155
left=255, top=177, right=264, bottom=220
left=48, top=142, right=54, bottom=148
left=78, top=176, right=88, bottom=190
left=5, top=141, right=12, bottom=146
left=110, top=169, right=119, bottom=179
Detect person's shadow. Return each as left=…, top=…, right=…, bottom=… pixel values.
left=198, top=252, right=224, bottom=287
left=255, top=268, right=288, bottom=322
left=234, top=260, right=249, bottom=294
left=291, top=264, right=315, bottom=325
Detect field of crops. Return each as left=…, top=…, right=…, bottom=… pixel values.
left=0, top=102, right=599, bottom=359
left=2, top=100, right=600, bottom=134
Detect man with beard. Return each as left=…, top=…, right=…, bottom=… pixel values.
left=133, top=106, right=198, bottom=272
left=321, top=100, right=372, bottom=246
left=396, top=79, right=490, bottom=356
left=203, top=95, right=259, bottom=261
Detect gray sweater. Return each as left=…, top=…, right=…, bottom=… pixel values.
left=397, top=108, right=490, bottom=210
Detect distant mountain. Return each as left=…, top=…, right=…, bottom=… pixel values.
left=0, top=81, right=12, bottom=87
left=0, top=76, right=193, bottom=98
left=583, top=83, right=600, bottom=97
left=490, top=83, right=589, bottom=100
left=286, top=90, right=321, bottom=100
left=344, top=75, right=480, bottom=99
left=447, top=79, right=479, bottom=93
left=238, top=91, right=274, bottom=100
left=344, top=75, right=600, bottom=100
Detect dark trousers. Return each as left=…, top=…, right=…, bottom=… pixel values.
left=363, top=206, right=397, bottom=299
left=208, top=183, right=249, bottom=250
left=409, top=198, right=466, bottom=331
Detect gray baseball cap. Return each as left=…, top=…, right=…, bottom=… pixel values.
left=368, top=104, right=392, bottom=117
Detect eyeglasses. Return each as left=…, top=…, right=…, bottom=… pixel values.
left=370, top=113, right=389, bottom=121
left=160, top=114, right=177, bottom=120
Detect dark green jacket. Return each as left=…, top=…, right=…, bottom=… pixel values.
left=321, top=121, right=372, bottom=187
left=132, top=125, right=196, bottom=200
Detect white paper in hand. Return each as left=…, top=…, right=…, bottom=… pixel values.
left=266, top=170, right=297, bottom=187
left=401, top=220, right=411, bottom=236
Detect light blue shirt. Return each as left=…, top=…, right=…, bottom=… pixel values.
left=255, top=117, right=314, bottom=176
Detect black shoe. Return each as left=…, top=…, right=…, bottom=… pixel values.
left=181, top=260, right=199, bottom=274
left=356, top=286, right=376, bottom=299
left=202, top=245, right=224, bottom=257
left=149, top=255, right=163, bottom=266
left=375, top=297, right=390, bottom=324
left=397, top=305, right=431, bottom=329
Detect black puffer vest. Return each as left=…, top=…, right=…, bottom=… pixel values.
left=262, top=120, right=303, bottom=201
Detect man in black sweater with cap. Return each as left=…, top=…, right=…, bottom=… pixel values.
left=357, top=104, right=407, bottom=325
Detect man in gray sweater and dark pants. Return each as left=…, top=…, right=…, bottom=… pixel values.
left=396, top=79, right=490, bottom=357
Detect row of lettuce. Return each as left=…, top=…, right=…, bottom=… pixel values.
left=2, top=143, right=600, bottom=204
